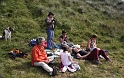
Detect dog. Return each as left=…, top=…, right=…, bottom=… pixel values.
left=1, top=27, right=14, bottom=41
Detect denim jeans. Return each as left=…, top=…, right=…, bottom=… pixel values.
left=46, top=29, right=54, bottom=49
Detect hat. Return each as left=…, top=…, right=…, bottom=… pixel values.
left=36, top=37, right=45, bottom=44
left=62, top=30, right=66, bottom=34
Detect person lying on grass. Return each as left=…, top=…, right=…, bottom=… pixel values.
left=72, top=47, right=111, bottom=65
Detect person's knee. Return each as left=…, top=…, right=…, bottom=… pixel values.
left=94, top=48, right=98, bottom=51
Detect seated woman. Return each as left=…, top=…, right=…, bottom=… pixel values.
left=59, top=46, right=80, bottom=73
left=86, top=34, right=99, bottom=51
left=59, top=30, right=69, bottom=44
left=72, top=47, right=110, bottom=65
left=73, top=34, right=111, bottom=64
left=59, top=30, right=74, bottom=48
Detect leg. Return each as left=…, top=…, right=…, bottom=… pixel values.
left=99, top=50, right=109, bottom=60
left=51, top=30, right=54, bottom=40
left=5, top=35, right=7, bottom=41
left=46, top=29, right=53, bottom=49
left=9, top=33, right=11, bottom=40
left=51, top=30, right=54, bottom=48
left=2, top=31, right=5, bottom=39
left=87, top=48, right=103, bottom=64
left=67, top=65, right=76, bottom=72
left=34, top=62, right=53, bottom=73
left=62, top=66, right=67, bottom=73
left=87, top=48, right=99, bottom=60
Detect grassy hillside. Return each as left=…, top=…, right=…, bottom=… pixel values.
left=0, top=0, right=124, bottom=78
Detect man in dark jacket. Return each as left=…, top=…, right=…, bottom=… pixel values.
left=45, top=12, right=56, bottom=49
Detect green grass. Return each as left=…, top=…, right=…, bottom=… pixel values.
left=0, top=0, right=124, bottom=78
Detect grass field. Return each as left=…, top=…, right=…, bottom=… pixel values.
left=0, top=0, right=124, bottom=78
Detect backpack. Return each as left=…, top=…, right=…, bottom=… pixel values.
left=29, top=39, right=36, bottom=47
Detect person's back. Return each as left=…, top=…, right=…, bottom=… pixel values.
left=60, top=46, right=80, bottom=73
left=61, top=51, right=71, bottom=66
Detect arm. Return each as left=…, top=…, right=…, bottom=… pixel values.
left=68, top=56, right=72, bottom=62
left=59, top=37, right=64, bottom=43
left=76, top=52, right=90, bottom=59
left=65, top=36, right=69, bottom=42
left=59, top=55, right=62, bottom=63
left=32, top=47, right=48, bottom=62
left=45, top=17, right=55, bottom=25
left=32, top=49, right=42, bottom=62
left=86, top=39, right=91, bottom=50
left=94, top=40, right=97, bottom=48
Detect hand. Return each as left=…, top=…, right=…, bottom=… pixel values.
left=44, top=59, right=50, bottom=64
left=86, top=48, right=90, bottom=51
left=52, top=19, right=55, bottom=23
left=52, top=21, right=55, bottom=23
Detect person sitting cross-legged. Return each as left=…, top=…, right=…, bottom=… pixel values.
left=59, top=46, right=80, bottom=73
left=31, top=37, right=55, bottom=76
left=59, top=30, right=74, bottom=48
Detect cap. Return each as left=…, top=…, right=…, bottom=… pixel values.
left=36, top=37, right=45, bottom=44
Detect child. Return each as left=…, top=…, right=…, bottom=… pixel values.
left=59, top=46, right=80, bottom=73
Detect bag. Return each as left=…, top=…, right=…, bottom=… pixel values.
left=29, top=39, right=36, bottom=47
left=29, top=39, right=47, bottom=47
left=71, top=62, right=80, bottom=71
left=8, top=48, right=28, bottom=59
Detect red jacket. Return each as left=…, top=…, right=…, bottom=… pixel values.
left=31, top=45, right=48, bottom=66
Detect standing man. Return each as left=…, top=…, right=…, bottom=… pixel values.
left=45, top=12, right=56, bottom=49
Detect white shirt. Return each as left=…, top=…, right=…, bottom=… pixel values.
left=60, top=51, right=71, bottom=66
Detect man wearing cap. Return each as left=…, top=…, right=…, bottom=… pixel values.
left=31, top=37, right=54, bottom=75
left=45, top=12, right=56, bottom=49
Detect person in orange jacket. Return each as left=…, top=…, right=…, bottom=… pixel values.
left=31, top=37, right=55, bottom=75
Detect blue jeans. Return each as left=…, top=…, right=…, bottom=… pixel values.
left=46, top=29, right=54, bottom=49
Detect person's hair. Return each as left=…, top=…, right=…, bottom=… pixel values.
left=48, top=12, right=54, bottom=16
left=91, top=34, right=97, bottom=38
left=62, top=46, right=69, bottom=52
left=62, top=30, right=66, bottom=34
left=36, top=37, right=45, bottom=44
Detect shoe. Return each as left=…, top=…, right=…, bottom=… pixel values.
left=94, top=59, right=102, bottom=65
left=49, top=72, right=53, bottom=76
left=106, top=58, right=111, bottom=62
left=99, top=55, right=104, bottom=59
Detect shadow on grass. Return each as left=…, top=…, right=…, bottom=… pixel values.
left=11, top=61, right=61, bottom=77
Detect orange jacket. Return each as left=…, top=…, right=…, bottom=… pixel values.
left=31, top=45, right=48, bottom=66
